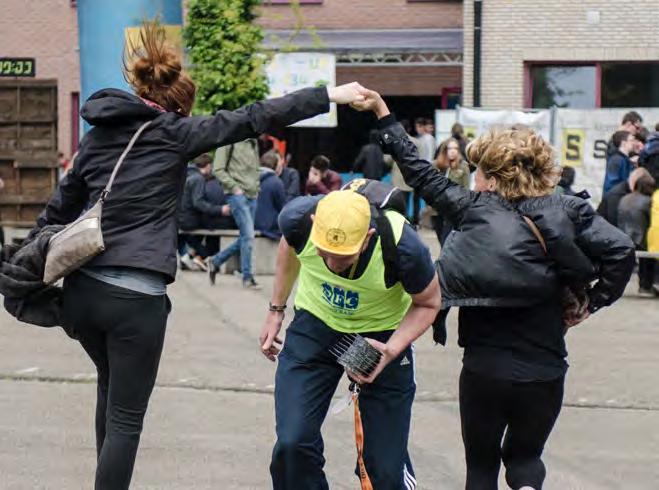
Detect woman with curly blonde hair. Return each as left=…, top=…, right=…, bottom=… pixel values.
left=29, top=19, right=368, bottom=490
left=351, top=90, right=635, bottom=490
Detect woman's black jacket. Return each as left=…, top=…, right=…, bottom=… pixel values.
left=31, top=87, right=329, bottom=282
left=378, top=116, right=635, bottom=313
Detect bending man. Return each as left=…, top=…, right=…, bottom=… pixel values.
left=260, top=189, right=440, bottom=489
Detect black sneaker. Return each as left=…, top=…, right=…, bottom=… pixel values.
left=208, top=258, right=219, bottom=285
left=243, top=277, right=262, bottom=290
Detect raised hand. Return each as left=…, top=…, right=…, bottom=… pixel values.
left=327, top=82, right=366, bottom=105
left=350, top=88, right=390, bottom=119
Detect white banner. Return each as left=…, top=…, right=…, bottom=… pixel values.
left=457, top=107, right=552, bottom=141
left=266, top=52, right=337, bottom=128
left=439, top=107, right=659, bottom=204
left=555, top=108, right=659, bottom=204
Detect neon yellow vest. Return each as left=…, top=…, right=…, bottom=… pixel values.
left=294, top=211, right=413, bottom=333
left=648, top=189, right=659, bottom=253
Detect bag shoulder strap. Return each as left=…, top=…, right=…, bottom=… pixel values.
left=101, top=121, right=151, bottom=201
left=226, top=144, right=235, bottom=173
left=522, top=215, right=548, bottom=255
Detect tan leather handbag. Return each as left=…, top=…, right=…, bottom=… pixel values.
left=43, top=121, right=151, bottom=285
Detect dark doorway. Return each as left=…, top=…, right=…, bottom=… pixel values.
left=283, top=95, right=442, bottom=178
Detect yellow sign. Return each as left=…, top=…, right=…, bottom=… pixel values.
left=561, top=129, right=585, bottom=167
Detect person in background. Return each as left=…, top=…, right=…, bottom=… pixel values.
left=598, top=167, right=651, bottom=227
left=415, top=117, right=436, bottom=162
left=429, top=137, right=471, bottom=245
left=451, top=122, right=469, bottom=160
left=639, top=127, right=659, bottom=182
left=607, top=111, right=643, bottom=158
left=556, top=166, right=576, bottom=196
left=255, top=150, right=286, bottom=240
left=618, top=172, right=657, bottom=297
left=277, top=153, right=301, bottom=203
left=353, top=129, right=387, bottom=181
left=603, top=130, right=635, bottom=194
left=425, top=118, right=436, bottom=141
left=208, top=138, right=261, bottom=289
left=305, top=155, right=342, bottom=196
left=391, top=120, right=423, bottom=225
left=178, top=154, right=232, bottom=271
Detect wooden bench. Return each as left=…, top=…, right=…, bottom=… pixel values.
left=179, top=229, right=279, bottom=275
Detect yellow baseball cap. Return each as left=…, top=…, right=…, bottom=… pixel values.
left=310, top=190, right=372, bottom=256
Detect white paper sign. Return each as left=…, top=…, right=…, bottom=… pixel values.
left=266, top=52, right=337, bottom=128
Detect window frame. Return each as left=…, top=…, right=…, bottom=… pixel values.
left=524, top=61, right=600, bottom=109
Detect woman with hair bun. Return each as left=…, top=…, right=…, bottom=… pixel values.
left=352, top=90, right=635, bottom=490
left=29, top=20, right=367, bottom=489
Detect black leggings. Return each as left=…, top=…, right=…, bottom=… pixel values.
left=63, top=273, right=170, bottom=490
left=459, top=368, right=564, bottom=490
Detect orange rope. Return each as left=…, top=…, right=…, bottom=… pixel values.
left=353, top=390, right=374, bottom=490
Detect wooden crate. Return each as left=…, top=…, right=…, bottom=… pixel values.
left=0, top=80, right=58, bottom=227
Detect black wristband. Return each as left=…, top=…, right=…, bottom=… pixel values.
left=269, top=302, right=287, bottom=312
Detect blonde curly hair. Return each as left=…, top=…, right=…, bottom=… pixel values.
left=466, top=126, right=560, bottom=201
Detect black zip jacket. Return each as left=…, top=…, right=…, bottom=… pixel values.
left=378, top=116, right=635, bottom=313
left=0, top=224, right=75, bottom=335
left=31, top=87, right=330, bottom=282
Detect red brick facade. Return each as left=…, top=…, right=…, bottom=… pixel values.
left=1, top=0, right=80, bottom=156
left=259, top=0, right=464, bottom=98
left=258, top=0, right=462, bottom=30
left=338, top=65, right=462, bottom=97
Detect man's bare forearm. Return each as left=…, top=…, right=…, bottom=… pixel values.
left=271, top=237, right=301, bottom=306
left=386, top=276, right=440, bottom=357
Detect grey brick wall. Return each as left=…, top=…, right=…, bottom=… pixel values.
left=463, top=1, right=659, bottom=108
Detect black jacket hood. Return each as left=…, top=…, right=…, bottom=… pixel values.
left=81, top=88, right=162, bottom=126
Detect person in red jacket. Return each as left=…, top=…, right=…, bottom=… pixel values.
left=305, top=155, right=342, bottom=195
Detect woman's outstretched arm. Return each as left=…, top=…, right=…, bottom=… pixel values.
left=352, top=90, right=476, bottom=223
left=177, top=83, right=365, bottom=160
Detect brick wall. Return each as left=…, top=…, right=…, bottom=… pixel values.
left=338, top=65, right=462, bottom=96
left=463, top=1, right=659, bottom=108
left=258, top=0, right=462, bottom=30
left=1, top=0, right=80, bottom=156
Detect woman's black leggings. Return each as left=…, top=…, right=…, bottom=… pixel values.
left=459, top=368, right=564, bottom=490
left=63, top=273, right=170, bottom=490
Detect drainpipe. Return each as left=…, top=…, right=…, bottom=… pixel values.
left=473, top=0, right=483, bottom=107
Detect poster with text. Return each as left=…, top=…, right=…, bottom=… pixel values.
left=266, top=52, right=337, bottom=128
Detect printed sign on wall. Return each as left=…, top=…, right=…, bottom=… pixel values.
left=267, top=52, right=337, bottom=128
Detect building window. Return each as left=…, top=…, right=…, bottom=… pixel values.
left=530, top=65, right=597, bottom=109
left=601, top=63, right=659, bottom=108
left=527, top=62, right=659, bottom=108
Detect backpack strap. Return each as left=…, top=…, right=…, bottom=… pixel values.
left=374, top=208, right=399, bottom=286
left=225, top=144, right=235, bottom=174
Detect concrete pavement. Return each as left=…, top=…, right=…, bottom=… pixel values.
left=0, top=254, right=658, bottom=489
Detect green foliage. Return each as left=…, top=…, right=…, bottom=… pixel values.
left=184, top=0, right=269, bottom=113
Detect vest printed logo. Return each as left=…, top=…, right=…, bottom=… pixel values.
left=322, top=282, right=359, bottom=314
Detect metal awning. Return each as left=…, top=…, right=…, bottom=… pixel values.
left=263, top=29, right=463, bottom=66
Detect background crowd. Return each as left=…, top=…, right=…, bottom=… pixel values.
left=177, top=110, right=658, bottom=297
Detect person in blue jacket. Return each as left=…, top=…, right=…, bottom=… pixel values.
left=256, top=150, right=287, bottom=240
